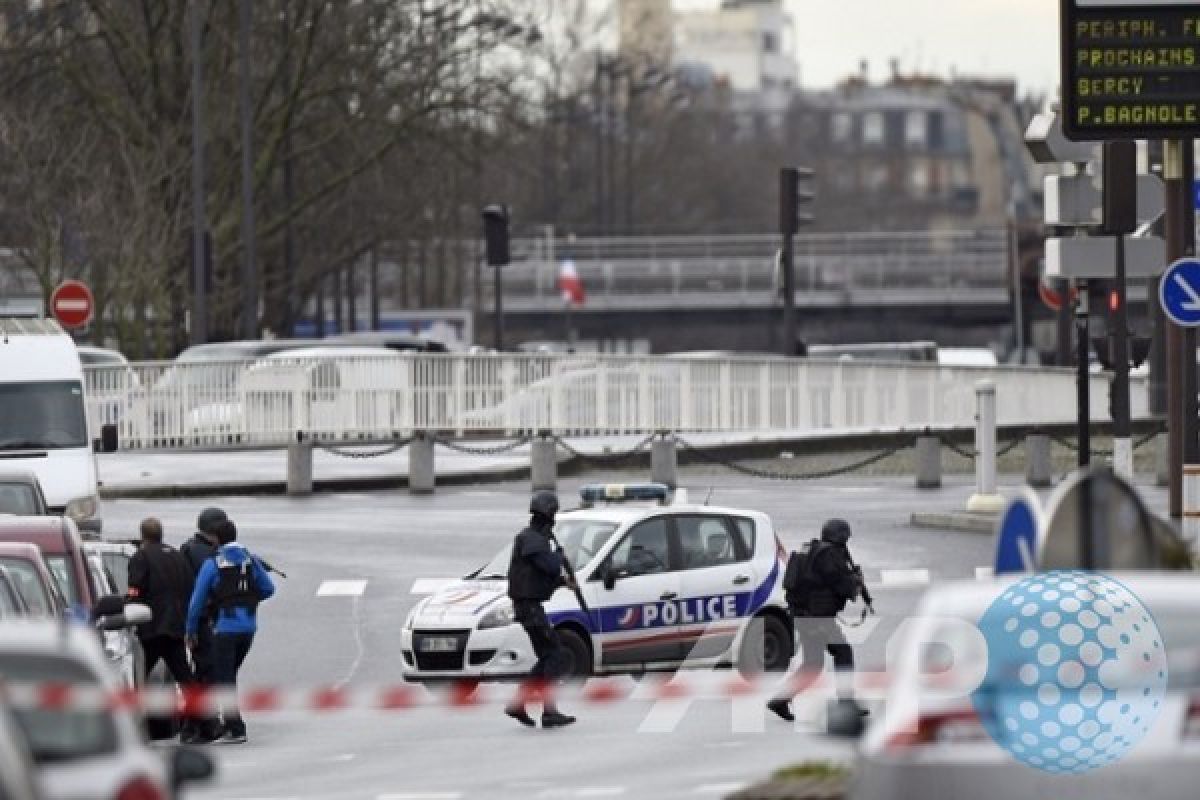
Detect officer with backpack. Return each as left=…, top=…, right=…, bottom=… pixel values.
left=185, top=518, right=275, bottom=744
left=768, top=518, right=872, bottom=722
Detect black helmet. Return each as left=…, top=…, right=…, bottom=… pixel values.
left=197, top=507, right=228, bottom=535
left=529, top=491, right=560, bottom=517
left=821, top=518, right=852, bottom=545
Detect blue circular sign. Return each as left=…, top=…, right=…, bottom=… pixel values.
left=1159, top=258, right=1200, bottom=327
left=971, top=571, right=1168, bottom=774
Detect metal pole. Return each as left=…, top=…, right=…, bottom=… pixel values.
left=781, top=232, right=795, bottom=356
left=1057, top=279, right=1073, bottom=366
left=281, top=3, right=296, bottom=336
left=1112, top=231, right=1132, bottom=476
left=1009, top=215, right=1025, bottom=361
left=369, top=246, right=380, bottom=331
left=1076, top=282, right=1091, bottom=468
left=188, top=0, right=208, bottom=346
left=238, top=0, right=258, bottom=339
left=1165, top=140, right=1186, bottom=517
left=494, top=266, right=504, bottom=350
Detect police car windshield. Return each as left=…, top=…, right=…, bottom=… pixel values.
left=473, top=519, right=619, bottom=578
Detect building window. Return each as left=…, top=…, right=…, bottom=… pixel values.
left=762, top=31, right=778, bottom=53
left=831, top=112, right=853, bottom=143
left=862, top=111, right=884, bottom=146
left=905, top=111, right=927, bottom=149
left=908, top=161, right=930, bottom=196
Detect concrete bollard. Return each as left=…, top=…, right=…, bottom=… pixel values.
left=651, top=436, right=678, bottom=489
left=915, top=435, right=941, bottom=489
left=409, top=433, right=435, bottom=494
left=1184, top=465, right=1200, bottom=545
left=1025, top=433, right=1052, bottom=488
left=1156, top=433, right=1169, bottom=487
left=531, top=437, right=557, bottom=491
left=967, top=380, right=1005, bottom=514
left=286, top=439, right=313, bottom=496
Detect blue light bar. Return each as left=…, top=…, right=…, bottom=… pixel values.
left=579, top=483, right=670, bottom=506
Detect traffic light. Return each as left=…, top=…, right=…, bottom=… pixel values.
left=779, top=167, right=815, bottom=236
left=481, top=205, right=510, bottom=267
left=1091, top=334, right=1152, bottom=370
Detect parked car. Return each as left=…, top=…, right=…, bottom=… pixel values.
left=83, top=545, right=141, bottom=689
left=326, top=331, right=449, bottom=353
left=0, top=619, right=214, bottom=800
left=0, top=691, right=45, bottom=800
left=0, top=543, right=66, bottom=619
left=74, top=346, right=128, bottom=368
left=0, top=471, right=49, bottom=517
left=0, top=516, right=101, bottom=621
left=852, top=572, right=1200, bottom=800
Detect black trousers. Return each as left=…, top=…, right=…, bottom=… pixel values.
left=212, top=632, right=255, bottom=736
left=140, top=634, right=196, bottom=686
left=513, top=600, right=569, bottom=682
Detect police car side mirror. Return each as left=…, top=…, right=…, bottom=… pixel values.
left=603, top=567, right=618, bottom=591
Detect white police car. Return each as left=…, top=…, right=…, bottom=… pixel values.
left=401, top=484, right=792, bottom=682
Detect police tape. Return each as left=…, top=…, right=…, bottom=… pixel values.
left=0, top=669, right=950, bottom=715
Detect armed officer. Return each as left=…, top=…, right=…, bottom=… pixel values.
left=768, top=518, right=870, bottom=722
left=504, top=491, right=576, bottom=729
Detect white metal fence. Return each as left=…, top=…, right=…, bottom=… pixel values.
left=83, top=354, right=1141, bottom=450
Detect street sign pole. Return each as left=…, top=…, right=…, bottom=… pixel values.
left=1165, top=142, right=1188, bottom=518
left=1103, top=140, right=1137, bottom=477
left=1182, top=143, right=1199, bottom=471
left=1076, top=282, right=1090, bottom=468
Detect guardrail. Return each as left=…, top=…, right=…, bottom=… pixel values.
left=84, top=354, right=1141, bottom=451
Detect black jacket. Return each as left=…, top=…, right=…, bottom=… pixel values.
left=801, top=542, right=862, bottom=617
left=181, top=532, right=218, bottom=576
left=127, top=542, right=195, bottom=639
left=507, top=520, right=564, bottom=602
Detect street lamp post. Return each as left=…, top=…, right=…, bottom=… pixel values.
left=188, top=0, right=208, bottom=345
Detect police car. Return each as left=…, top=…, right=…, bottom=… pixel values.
left=401, top=484, right=792, bottom=682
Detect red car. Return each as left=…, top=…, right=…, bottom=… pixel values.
left=0, top=541, right=65, bottom=618
left=0, top=516, right=100, bottom=619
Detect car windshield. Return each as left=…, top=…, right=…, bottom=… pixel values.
left=473, top=519, right=620, bottom=579
left=99, top=552, right=129, bottom=594
left=0, top=382, right=88, bottom=450
left=0, top=559, right=52, bottom=615
left=0, top=483, right=40, bottom=515
left=0, top=652, right=118, bottom=763
left=43, top=556, right=79, bottom=608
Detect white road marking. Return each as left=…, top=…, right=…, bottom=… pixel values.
left=541, top=790, right=626, bottom=799
left=411, top=578, right=456, bottom=594
left=694, top=784, right=745, bottom=795
left=377, top=794, right=463, bottom=800
left=879, top=568, right=931, bottom=587
left=324, top=753, right=358, bottom=763
left=975, top=566, right=995, bottom=580
left=317, top=580, right=368, bottom=597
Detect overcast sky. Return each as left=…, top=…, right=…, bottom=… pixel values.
left=669, top=0, right=1060, bottom=94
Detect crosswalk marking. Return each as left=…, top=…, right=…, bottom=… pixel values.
left=878, top=568, right=931, bottom=587
left=316, top=580, right=368, bottom=597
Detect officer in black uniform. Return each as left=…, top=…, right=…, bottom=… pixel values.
left=179, top=507, right=225, bottom=742
left=504, top=491, right=576, bottom=729
left=768, top=518, right=866, bottom=722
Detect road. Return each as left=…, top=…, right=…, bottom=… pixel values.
left=101, top=472, right=1167, bottom=800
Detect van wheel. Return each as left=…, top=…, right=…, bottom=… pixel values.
left=557, top=628, right=592, bottom=682
left=738, top=614, right=793, bottom=676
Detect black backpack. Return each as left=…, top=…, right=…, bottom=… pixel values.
left=782, top=538, right=825, bottom=611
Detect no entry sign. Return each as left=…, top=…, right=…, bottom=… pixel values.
left=50, top=280, right=94, bottom=329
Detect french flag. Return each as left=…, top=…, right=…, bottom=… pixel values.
left=558, top=259, right=585, bottom=307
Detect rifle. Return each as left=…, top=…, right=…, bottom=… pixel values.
left=549, top=534, right=590, bottom=616
left=256, top=557, right=288, bottom=580
left=846, top=549, right=874, bottom=615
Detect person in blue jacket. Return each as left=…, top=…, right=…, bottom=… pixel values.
left=186, top=518, right=275, bottom=744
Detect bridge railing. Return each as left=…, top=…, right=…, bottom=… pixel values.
left=491, top=229, right=1009, bottom=302
left=84, top=354, right=1138, bottom=451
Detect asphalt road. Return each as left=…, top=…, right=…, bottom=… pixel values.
left=101, top=471, right=1167, bottom=800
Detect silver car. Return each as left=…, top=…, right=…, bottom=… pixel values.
left=852, top=573, right=1200, bottom=800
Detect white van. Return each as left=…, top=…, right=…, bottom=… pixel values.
left=0, top=319, right=107, bottom=532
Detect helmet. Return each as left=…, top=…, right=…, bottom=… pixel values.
left=820, top=518, right=852, bottom=545
left=197, top=507, right=228, bottom=535
left=529, top=491, right=560, bottom=517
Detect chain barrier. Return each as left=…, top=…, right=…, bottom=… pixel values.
left=934, top=433, right=977, bottom=460
left=1046, top=428, right=1162, bottom=458
left=554, top=434, right=656, bottom=464
left=674, top=437, right=908, bottom=481
left=433, top=435, right=532, bottom=456
left=312, top=438, right=413, bottom=459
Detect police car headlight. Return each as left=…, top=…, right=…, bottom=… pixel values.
left=478, top=600, right=515, bottom=630
left=65, top=494, right=99, bottom=522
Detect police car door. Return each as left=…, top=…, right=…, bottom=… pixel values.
left=594, top=517, right=684, bottom=668
left=673, top=514, right=757, bottom=662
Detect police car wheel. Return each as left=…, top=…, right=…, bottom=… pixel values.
left=557, top=628, right=592, bottom=681
left=737, top=614, right=792, bottom=676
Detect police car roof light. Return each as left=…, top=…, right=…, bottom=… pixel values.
left=579, top=483, right=670, bottom=507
